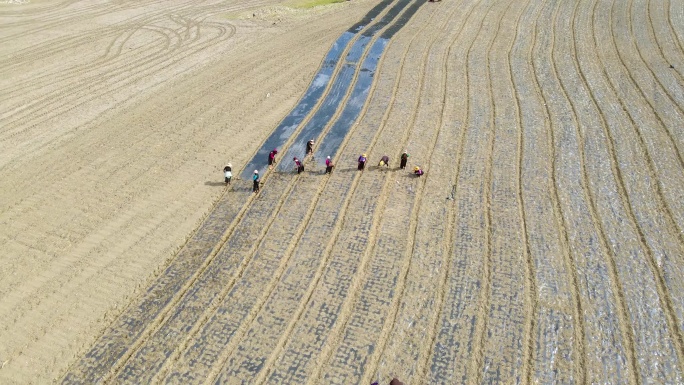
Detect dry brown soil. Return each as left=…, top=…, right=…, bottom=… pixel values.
left=1, top=0, right=683, bottom=383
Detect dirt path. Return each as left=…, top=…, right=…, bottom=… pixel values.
left=1, top=0, right=683, bottom=383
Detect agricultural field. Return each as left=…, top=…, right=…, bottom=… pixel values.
left=0, top=0, right=683, bottom=383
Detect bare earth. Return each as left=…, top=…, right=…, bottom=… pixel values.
left=1, top=0, right=683, bottom=384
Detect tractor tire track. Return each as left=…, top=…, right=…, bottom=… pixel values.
left=1, top=18, right=235, bottom=136
left=0, top=38, right=329, bottom=320
left=0, top=18, right=316, bottom=180
left=56, top=4, right=388, bottom=380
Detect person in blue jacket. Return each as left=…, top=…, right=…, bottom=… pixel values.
left=253, top=170, right=261, bottom=193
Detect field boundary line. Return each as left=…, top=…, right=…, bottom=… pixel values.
left=526, top=0, right=589, bottom=382
left=306, top=1, right=446, bottom=382
left=544, top=0, right=641, bottom=382
left=664, top=0, right=684, bottom=53
left=595, top=0, right=684, bottom=255
left=238, top=0, right=400, bottom=178
left=153, top=171, right=331, bottom=382
left=413, top=0, right=482, bottom=381
left=57, top=183, right=253, bottom=382
left=645, top=0, right=684, bottom=81
left=357, top=0, right=457, bottom=381
left=240, top=12, right=410, bottom=383
left=100, top=176, right=299, bottom=382
left=185, top=170, right=338, bottom=384
left=468, top=1, right=515, bottom=382
left=576, top=0, right=684, bottom=373
left=505, top=0, right=538, bottom=381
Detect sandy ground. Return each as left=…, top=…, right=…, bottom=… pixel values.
left=1, top=0, right=683, bottom=383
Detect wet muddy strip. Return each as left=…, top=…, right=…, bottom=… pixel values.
left=277, top=0, right=420, bottom=172
left=314, top=0, right=425, bottom=162
left=63, top=0, right=416, bottom=383
left=241, top=0, right=395, bottom=179
left=60, top=184, right=253, bottom=383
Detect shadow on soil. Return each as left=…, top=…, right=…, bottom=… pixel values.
left=205, top=181, right=227, bottom=187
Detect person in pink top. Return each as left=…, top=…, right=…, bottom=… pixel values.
left=268, top=149, right=278, bottom=169
left=293, top=157, right=304, bottom=174
left=325, top=156, right=334, bottom=174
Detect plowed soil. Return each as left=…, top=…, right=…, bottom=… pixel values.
left=1, top=0, right=683, bottom=383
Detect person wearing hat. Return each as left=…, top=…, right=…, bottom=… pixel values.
left=400, top=150, right=409, bottom=169
left=325, top=156, right=334, bottom=174
left=414, top=166, right=424, bottom=177
left=378, top=155, right=390, bottom=168
left=358, top=153, right=367, bottom=171
left=252, top=170, right=261, bottom=193
left=268, top=149, right=278, bottom=169
left=306, top=139, right=315, bottom=158
left=293, top=157, right=304, bottom=174
left=223, top=163, right=232, bottom=185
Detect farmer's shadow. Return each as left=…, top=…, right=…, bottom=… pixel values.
left=335, top=167, right=360, bottom=173
left=231, top=186, right=253, bottom=192
left=205, top=181, right=226, bottom=187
